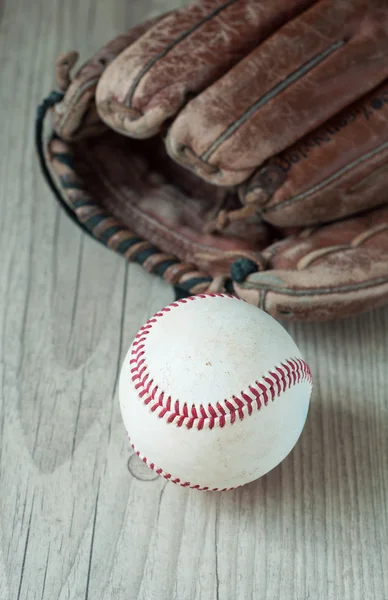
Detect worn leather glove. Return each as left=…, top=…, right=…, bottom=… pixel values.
left=37, top=0, right=388, bottom=321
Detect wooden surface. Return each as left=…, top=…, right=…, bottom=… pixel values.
left=0, top=1, right=387, bottom=599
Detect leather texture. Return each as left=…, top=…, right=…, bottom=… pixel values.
left=234, top=205, right=388, bottom=320
left=42, top=0, right=388, bottom=321
left=96, top=0, right=316, bottom=138
left=52, top=16, right=163, bottom=141
left=48, top=131, right=271, bottom=278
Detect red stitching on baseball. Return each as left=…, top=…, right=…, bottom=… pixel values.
left=126, top=294, right=312, bottom=491
left=208, top=404, right=217, bottom=418
left=256, top=382, right=267, bottom=406
left=269, top=371, right=281, bottom=395
left=129, top=295, right=312, bottom=430
left=128, top=433, right=244, bottom=491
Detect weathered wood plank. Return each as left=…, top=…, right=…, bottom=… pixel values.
left=0, top=1, right=387, bottom=599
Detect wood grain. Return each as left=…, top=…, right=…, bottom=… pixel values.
left=0, top=1, right=387, bottom=599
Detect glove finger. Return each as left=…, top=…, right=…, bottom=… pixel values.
left=240, top=80, right=388, bottom=227
left=95, top=0, right=316, bottom=139
left=233, top=204, right=388, bottom=321
left=52, top=16, right=162, bottom=141
left=166, top=0, right=388, bottom=186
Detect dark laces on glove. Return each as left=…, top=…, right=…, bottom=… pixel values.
left=36, top=90, right=99, bottom=240
left=35, top=90, right=220, bottom=298
left=35, top=83, right=259, bottom=299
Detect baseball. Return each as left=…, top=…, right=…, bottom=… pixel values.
left=119, top=293, right=312, bottom=491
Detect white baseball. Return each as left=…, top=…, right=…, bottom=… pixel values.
left=119, top=293, right=312, bottom=491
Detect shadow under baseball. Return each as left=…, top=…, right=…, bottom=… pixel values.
left=243, top=388, right=387, bottom=530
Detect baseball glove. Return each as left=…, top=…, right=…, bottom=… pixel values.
left=36, top=0, right=388, bottom=321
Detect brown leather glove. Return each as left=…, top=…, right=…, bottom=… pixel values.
left=36, top=0, right=388, bottom=321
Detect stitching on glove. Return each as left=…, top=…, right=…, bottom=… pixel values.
left=351, top=223, right=388, bottom=246
left=245, top=275, right=388, bottom=296
left=264, top=140, right=388, bottom=214
left=100, top=98, right=142, bottom=121
left=178, top=145, right=219, bottom=175
left=297, top=224, right=388, bottom=269
left=125, top=0, right=238, bottom=111
left=297, top=244, right=350, bottom=269
left=201, top=40, right=345, bottom=162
